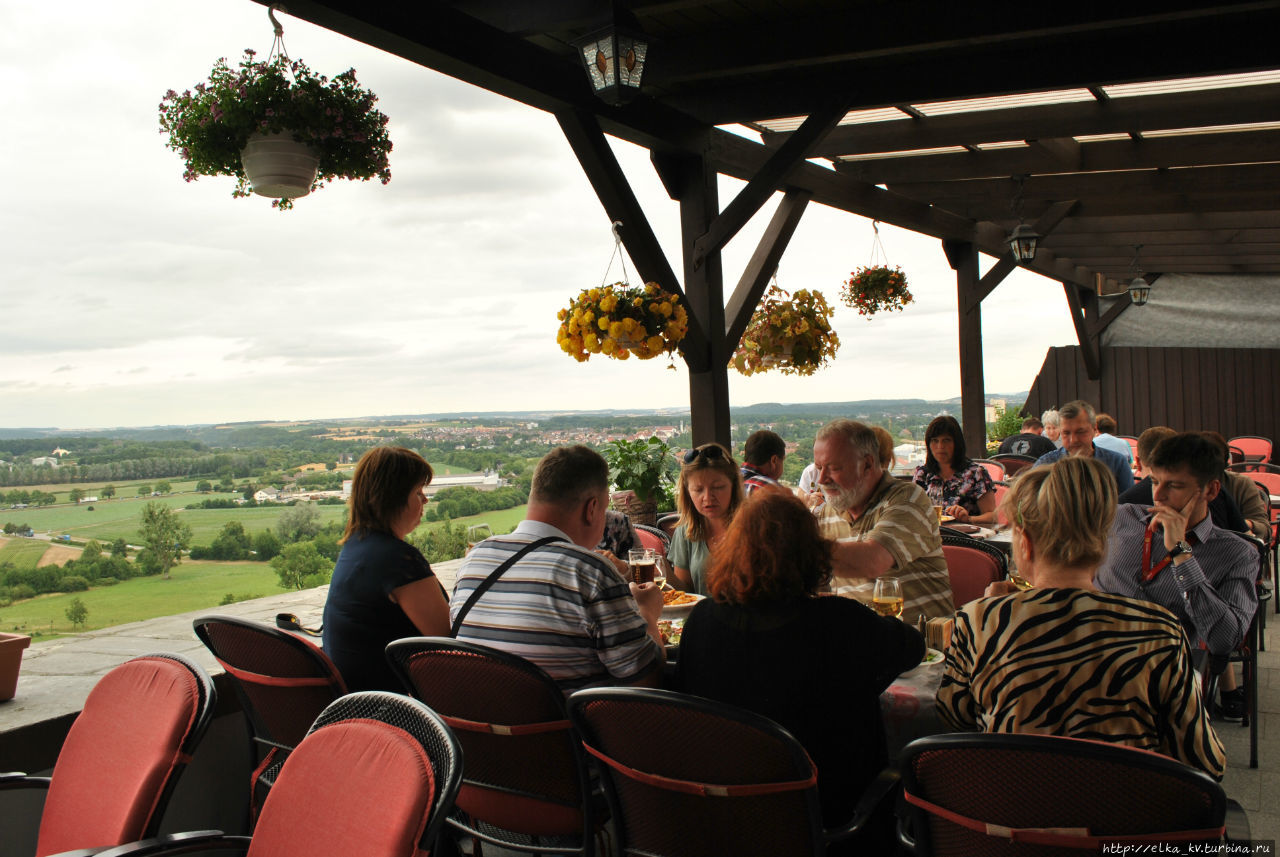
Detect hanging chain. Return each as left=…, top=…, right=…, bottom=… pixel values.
left=600, top=221, right=632, bottom=286
left=266, top=4, right=292, bottom=68
left=1129, top=244, right=1144, bottom=275
left=868, top=220, right=889, bottom=267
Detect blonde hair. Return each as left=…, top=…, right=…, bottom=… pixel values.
left=999, top=456, right=1116, bottom=570
left=676, top=442, right=743, bottom=543
left=872, top=426, right=896, bottom=470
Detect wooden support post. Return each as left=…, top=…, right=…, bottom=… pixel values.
left=661, top=153, right=732, bottom=448
left=1062, top=282, right=1102, bottom=380
left=725, top=189, right=811, bottom=350
left=943, top=239, right=988, bottom=460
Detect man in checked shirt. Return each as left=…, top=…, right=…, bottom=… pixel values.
left=1094, top=432, right=1258, bottom=720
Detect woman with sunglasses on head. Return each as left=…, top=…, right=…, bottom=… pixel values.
left=322, top=446, right=452, bottom=692
left=668, top=442, right=744, bottom=596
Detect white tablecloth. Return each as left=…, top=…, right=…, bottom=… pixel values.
left=880, top=658, right=946, bottom=759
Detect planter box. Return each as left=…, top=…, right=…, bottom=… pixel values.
left=0, top=632, right=32, bottom=701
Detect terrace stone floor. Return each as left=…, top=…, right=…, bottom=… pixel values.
left=3, top=558, right=1278, bottom=842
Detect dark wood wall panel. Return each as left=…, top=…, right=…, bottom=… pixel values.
left=1025, top=346, right=1280, bottom=444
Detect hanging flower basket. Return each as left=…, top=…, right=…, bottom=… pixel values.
left=841, top=265, right=913, bottom=318
left=732, top=284, right=839, bottom=377
left=556, top=282, right=689, bottom=363
left=239, top=131, right=321, bottom=199
left=159, top=50, right=392, bottom=210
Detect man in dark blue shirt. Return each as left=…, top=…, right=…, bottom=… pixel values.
left=1033, top=400, right=1134, bottom=492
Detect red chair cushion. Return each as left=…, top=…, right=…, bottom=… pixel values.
left=37, top=657, right=200, bottom=857
left=247, top=719, right=435, bottom=857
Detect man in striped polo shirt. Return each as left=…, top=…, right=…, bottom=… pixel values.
left=450, top=445, right=665, bottom=693
left=812, top=419, right=954, bottom=619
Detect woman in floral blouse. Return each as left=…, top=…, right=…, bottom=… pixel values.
left=912, top=415, right=996, bottom=525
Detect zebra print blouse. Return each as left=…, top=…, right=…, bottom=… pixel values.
left=936, top=587, right=1226, bottom=779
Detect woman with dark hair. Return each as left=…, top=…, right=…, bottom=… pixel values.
left=322, top=446, right=451, bottom=691
left=677, top=490, right=923, bottom=837
left=912, top=415, right=996, bottom=525
left=667, top=442, right=744, bottom=595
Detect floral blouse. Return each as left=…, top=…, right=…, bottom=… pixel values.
left=912, top=462, right=993, bottom=515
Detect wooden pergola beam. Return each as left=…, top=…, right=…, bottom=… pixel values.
left=692, top=102, right=846, bottom=269
left=943, top=239, right=988, bottom=459
left=1063, top=283, right=1102, bottom=380
left=725, top=190, right=812, bottom=350
left=810, top=83, right=1280, bottom=158
left=835, top=129, right=1280, bottom=185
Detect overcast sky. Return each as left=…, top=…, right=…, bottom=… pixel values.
left=0, top=0, right=1078, bottom=430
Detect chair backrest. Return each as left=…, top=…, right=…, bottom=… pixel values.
left=1230, top=436, right=1272, bottom=464
left=991, top=481, right=1011, bottom=526
left=1118, top=435, right=1140, bottom=457
left=246, top=691, right=462, bottom=857
left=386, top=637, right=597, bottom=846
left=900, top=733, right=1226, bottom=856
left=634, top=523, right=670, bottom=557
left=1229, top=445, right=1247, bottom=465
left=940, top=536, right=1007, bottom=607
left=971, top=459, right=1006, bottom=482
left=989, top=454, right=1035, bottom=478
left=36, top=653, right=216, bottom=857
left=194, top=615, right=347, bottom=752
left=568, top=686, right=826, bottom=857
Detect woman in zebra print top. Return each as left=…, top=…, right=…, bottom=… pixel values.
left=936, top=456, right=1225, bottom=779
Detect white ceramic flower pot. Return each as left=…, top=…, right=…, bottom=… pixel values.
left=240, top=131, right=320, bottom=199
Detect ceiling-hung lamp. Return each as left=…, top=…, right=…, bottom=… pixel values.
left=1006, top=175, right=1040, bottom=263
left=573, top=5, right=648, bottom=107
left=1127, top=245, right=1151, bottom=306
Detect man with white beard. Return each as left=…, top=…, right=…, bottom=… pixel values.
left=812, top=419, right=954, bottom=619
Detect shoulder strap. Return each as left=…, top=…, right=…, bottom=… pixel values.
left=451, top=536, right=565, bottom=637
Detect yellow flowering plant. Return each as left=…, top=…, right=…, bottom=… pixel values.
left=732, top=284, right=840, bottom=377
left=556, top=282, right=689, bottom=363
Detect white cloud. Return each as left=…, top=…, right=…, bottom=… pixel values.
left=0, top=0, right=1077, bottom=429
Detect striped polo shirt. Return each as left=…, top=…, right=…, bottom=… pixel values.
left=449, top=520, right=661, bottom=693
left=816, top=473, right=954, bottom=619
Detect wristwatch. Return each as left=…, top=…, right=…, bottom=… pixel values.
left=1167, top=540, right=1193, bottom=559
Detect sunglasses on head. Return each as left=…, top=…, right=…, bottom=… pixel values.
left=683, top=445, right=725, bottom=465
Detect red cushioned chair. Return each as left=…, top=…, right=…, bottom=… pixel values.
left=634, top=523, right=671, bottom=556
left=0, top=653, right=215, bottom=857
left=90, top=691, right=463, bottom=857
left=568, top=686, right=899, bottom=857
left=970, top=459, right=1006, bottom=482
left=386, top=638, right=605, bottom=857
left=940, top=535, right=1007, bottom=608
left=1251, top=473, right=1280, bottom=613
left=989, top=454, right=1035, bottom=478
left=192, top=616, right=347, bottom=820
left=899, top=733, right=1245, bottom=856
left=1230, top=436, right=1272, bottom=465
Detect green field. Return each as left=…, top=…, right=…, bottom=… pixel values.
left=0, top=539, right=54, bottom=570
left=0, top=560, right=282, bottom=637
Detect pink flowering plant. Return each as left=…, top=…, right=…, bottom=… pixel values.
left=158, top=50, right=392, bottom=209
left=840, top=265, right=913, bottom=318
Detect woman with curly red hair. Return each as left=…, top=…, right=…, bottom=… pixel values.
left=676, top=489, right=923, bottom=843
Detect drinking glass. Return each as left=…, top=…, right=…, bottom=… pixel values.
left=652, top=556, right=669, bottom=590
left=465, top=523, right=493, bottom=554
left=628, top=548, right=656, bottom=584
left=872, top=577, right=904, bottom=618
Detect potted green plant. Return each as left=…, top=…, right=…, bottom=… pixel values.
left=158, top=49, right=393, bottom=210
left=732, top=284, right=840, bottom=377
left=602, top=436, right=676, bottom=527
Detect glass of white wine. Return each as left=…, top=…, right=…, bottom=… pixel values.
left=1008, top=569, right=1034, bottom=591
left=652, top=557, right=669, bottom=590
left=872, top=577, right=904, bottom=618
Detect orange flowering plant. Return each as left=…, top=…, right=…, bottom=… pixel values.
left=840, top=265, right=913, bottom=318
left=556, top=282, right=689, bottom=362
left=732, top=284, right=839, bottom=377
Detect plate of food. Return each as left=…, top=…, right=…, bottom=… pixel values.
left=658, top=618, right=685, bottom=651
left=660, top=589, right=704, bottom=617
left=920, top=648, right=945, bottom=667
left=939, top=515, right=955, bottom=523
